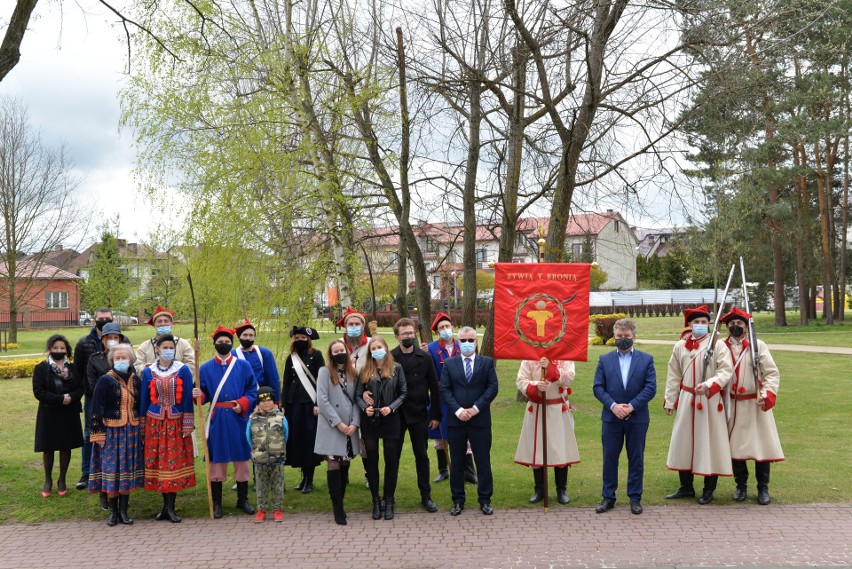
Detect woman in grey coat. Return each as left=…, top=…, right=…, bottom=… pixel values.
left=315, top=339, right=361, bottom=525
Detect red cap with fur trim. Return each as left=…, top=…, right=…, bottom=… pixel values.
left=336, top=307, right=366, bottom=327
left=234, top=320, right=255, bottom=337
left=211, top=326, right=235, bottom=341
left=684, top=305, right=711, bottom=326
left=430, top=311, right=453, bottom=332
left=721, top=306, right=751, bottom=325
left=147, top=305, right=175, bottom=326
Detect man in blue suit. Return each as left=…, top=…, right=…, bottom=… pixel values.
left=592, top=318, right=657, bottom=515
left=439, top=326, right=499, bottom=516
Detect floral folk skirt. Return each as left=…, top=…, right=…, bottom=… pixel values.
left=88, top=423, right=144, bottom=494
left=144, top=416, right=196, bottom=492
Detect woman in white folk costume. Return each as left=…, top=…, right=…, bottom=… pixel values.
left=514, top=357, right=579, bottom=505
left=721, top=307, right=784, bottom=505
left=664, top=305, right=734, bottom=504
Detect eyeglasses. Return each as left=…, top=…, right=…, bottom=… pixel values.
left=398, top=333, right=416, bottom=338
left=458, top=338, right=476, bottom=343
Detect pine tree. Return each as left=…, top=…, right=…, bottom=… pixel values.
left=82, top=231, right=129, bottom=312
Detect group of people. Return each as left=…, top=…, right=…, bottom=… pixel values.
left=32, top=302, right=782, bottom=525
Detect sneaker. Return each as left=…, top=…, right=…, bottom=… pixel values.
left=273, top=509, right=284, bottom=522
left=254, top=510, right=266, bottom=523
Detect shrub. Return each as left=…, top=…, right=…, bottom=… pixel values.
left=594, top=317, right=619, bottom=343
left=589, top=336, right=604, bottom=345
left=1, top=343, right=20, bottom=350
left=0, top=358, right=42, bottom=380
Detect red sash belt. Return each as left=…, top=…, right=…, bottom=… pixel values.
left=680, top=383, right=696, bottom=394
left=732, top=393, right=757, bottom=401
left=214, top=401, right=236, bottom=408
left=541, top=398, right=565, bottom=405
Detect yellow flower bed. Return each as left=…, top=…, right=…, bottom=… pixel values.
left=0, top=358, right=42, bottom=380
left=1, top=343, right=20, bottom=350
left=589, top=313, right=628, bottom=322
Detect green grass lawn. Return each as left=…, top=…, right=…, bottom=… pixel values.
left=1, top=326, right=850, bottom=524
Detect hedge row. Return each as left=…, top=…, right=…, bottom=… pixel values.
left=0, top=358, right=41, bottom=380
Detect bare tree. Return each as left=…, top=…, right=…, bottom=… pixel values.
left=0, top=96, right=86, bottom=341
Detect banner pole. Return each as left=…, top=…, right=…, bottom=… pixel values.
left=537, top=232, right=549, bottom=514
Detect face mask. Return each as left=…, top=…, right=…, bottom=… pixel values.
left=113, top=361, right=130, bottom=373
left=371, top=349, right=387, bottom=361
left=460, top=342, right=476, bottom=356
left=95, top=319, right=111, bottom=331
left=49, top=351, right=66, bottom=361
left=438, top=329, right=454, bottom=342
left=214, top=342, right=233, bottom=356
left=156, top=325, right=172, bottom=336
left=400, top=338, right=415, bottom=348
left=293, top=340, right=309, bottom=353
left=692, top=324, right=709, bottom=337
left=240, top=338, right=254, bottom=350
left=346, top=326, right=362, bottom=338
left=729, top=325, right=745, bottom=338
left=106, top=339, right=119, bottom=349
left=615, top=338, right=634, bottom=351
left=332, top=353, right=349, bottom=366
left=159, top=348, right=176, bottom=360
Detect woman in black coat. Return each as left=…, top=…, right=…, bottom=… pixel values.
left=281, top=325, right=325, bottom=493
left=33, top=335, right=84, bottom=497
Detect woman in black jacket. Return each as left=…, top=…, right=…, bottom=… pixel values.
left=33, top=335, right=84, bottom=498
left=356, top=336, right=407, bottom=520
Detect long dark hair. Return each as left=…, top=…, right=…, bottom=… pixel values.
left=325, top=339, right=357, bottom=385
left=46, top=334, right=72, bottom=357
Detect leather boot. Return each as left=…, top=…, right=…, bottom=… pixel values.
left=529, top=468, right=544, bottom=503
left=554, top=466, right=570, bottom=505
left=698, top=476, right=717, bottom=505
left=732, top=460, right=748, bottom=501
left=756, top=462, right=771, bottom=505
left=295, top=469, right=306, bottom=491
left=117, top=494, right=133, bottom=524
left=666, top=471, right=695, bottom=499
left=166, top=492, right=182, bottom=523
left=464, top=453, right=477, bottom=484
left=211, top=481, right=223, bottom=519
left=99, top=492, right=109, bottom=511
left=384, top=496, right=395, bottom=520
left=301, top=466, right=314, bottom=494
left=155, top=492, right=169, bottom=521
left=327, top=470, right=346, bottom=525
left=236, top=481, right=256, bottom=514
left=106, top=497, right=119, bottom=527
left=340, top=463, right=350, bottom=501
left=371, top=496, right=382, bottom=520
left=434, top=447, right=449, bottom=482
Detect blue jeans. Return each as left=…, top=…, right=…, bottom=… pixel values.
left=81, top=394, right=92, bottom=477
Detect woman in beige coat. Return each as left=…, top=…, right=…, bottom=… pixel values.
left=514, top=357, right=578, bottom=505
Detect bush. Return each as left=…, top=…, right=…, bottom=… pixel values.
left=589, top=313, right=627, bottom=322
left=594, top=317, right=619, bottom=343
left=0, top=358, right=41, bottom=380
left=589, top=336, right=604, bottom=345
left=1, top=343, right=20, bottom=350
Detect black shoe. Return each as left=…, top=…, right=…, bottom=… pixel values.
left=434, top=470, right=449, bottom=483
left=155, top=493, right=169, bottom=521
left=480, top=502, right=493, bottom=515
left=384, top=497, right=395, bottom=520
left=733, top=486, right=747, bottom=502
left=757, top=486, right=771, bottom=505
left=665, top=487, right=695, bottom=499
left=236, top=481, right=256, bottom=514
left=75, top=476, right=88, bottom=490
left=450, top=502, right=463, bottom=516
left=528, top=488, right=543, bottom=503
left=630, top=500, right=643, bottom=515
left=421, top=497, right=438, bottom=513
left=595, top=498, right=615, bottom=513
left=379, top=497, right=386, bottom=513
left=372, top=497, right=382, bottom=520
left=106, top=497, right=119, bottom=527
left=556, top=489, right=570, bottom=505
left=99, top=492, right=109, bottom=511
left=211, top=481, right=223, bottom=519
left=165, top=493, right=182, bottom=523
left=697, top=490, right=714, bottom=505
left=117, top=494, right=133, bottom=525
left=295, top=474, right=306, bottom=491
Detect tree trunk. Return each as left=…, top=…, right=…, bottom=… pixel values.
left=395, top=27, right=411, bottom=318
left=461, top=78, right=482, bottom=328
left=0, top=0, right=38, bottom=83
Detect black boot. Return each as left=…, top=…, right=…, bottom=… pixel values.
left=666, top=471, right=695, bottom=499
left=464, top=453, right=477, bottom=484
left=236, top=481, right=256, bottom=514
left=698, top=476, right=718, bottom=505
left=756, top=462, right=771, bottom=505
left=434, top=447, right=449, bottom=482
left=301, top=466, right=315, bottom=494
left=340, top=463, right=350, bottom=501
left=371, top=495, right=382, bottom=520
left=732, top=460, right=748, bottom=501
left=555, top=466, right=570, bottom=505
left=327, top=470, right=346, bottom=525
left=155, top=493, right=169, bottom=521
left=211, top=481, right=223, bottom=519
left=99, top=492, right=109, bottom=511
left=384, top=496, right=395, bottom=520
left=106, top=497, right=119, bottom=527
left=295, top=469, right=306, bottom=491
left=117, top=494, right=133, bottom=525
left=529, top=468, right=544, bottom=503
left=166, top=492, right=182, bottom=523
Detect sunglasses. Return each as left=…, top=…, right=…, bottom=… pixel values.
left=458, top=338, right=476, bottom=343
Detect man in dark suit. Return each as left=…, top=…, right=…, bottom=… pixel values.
left=592, top=318, right=657, bottom=515
left=439, top=326, right=499, bottom=516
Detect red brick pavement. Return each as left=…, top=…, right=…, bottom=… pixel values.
left=1, top=503, right=849, bottom=569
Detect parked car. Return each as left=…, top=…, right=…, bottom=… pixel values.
left=79, top=310, right=92, bottom=326
left=113, top=311, right=139, bottom=325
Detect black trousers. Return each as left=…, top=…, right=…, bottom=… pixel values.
left=448, top=424, right=492, bottom=506
left=398, top=420, right=431, bottom=496
left=363, top=438, right=401, bottom=499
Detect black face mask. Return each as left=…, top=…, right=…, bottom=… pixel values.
left=332, top=353, right=349, bottom=366
left=95, top=319, right=112, bottom=331
left=49, top=351, right=66, bottom=361
left=614, top=338, right=634, bottom=351
left=293, top=340, right=309, bottom=353
left=729, top=325, right=745, bottom=338
left=240, top=339, right=254, bottom=350
left=214, top=342, right=233, bottom=355
left=400, top=338, right=416, bottom=348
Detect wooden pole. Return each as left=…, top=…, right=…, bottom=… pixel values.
left=187, top=272, right=214, bottom=519
left=537, top=233, right=549, bottom=513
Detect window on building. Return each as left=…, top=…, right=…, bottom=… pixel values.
left=476, top=248, right=487, bottom=263
left=45, top=291, right=69, bottom=309
left=572, top=243, right=583, bottom=260
left=614, top=220, right=620, bottom=232
left=388, top=252, right=398, bottom=269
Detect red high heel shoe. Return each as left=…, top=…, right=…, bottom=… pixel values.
left=57, top=480, right=68, bottom=496
left=41, top=481, right=52, bottom=498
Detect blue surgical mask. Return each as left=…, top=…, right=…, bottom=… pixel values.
left=346, top=326, right=362, bottom=338
left=156, top=325, right=172, bottom=336
left=159, top=348, right=175, bottom=361
left=692, top=324, right=709, bottom=337
left=460, top=342, right=476, bottom=356
left=114, top=361, right=130, bottom=373
left=371, top=349, right=386, bottom=361
left=439, top=329, right=454, bottom=342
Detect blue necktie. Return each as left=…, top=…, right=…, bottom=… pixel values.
left=465, top=358, right=472, bottom=383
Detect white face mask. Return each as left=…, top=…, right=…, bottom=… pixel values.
left=106, top=339, right=119, bottom=349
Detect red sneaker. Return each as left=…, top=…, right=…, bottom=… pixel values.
left=273, top=509, right=284, bottom=523
left=254, top=510, right=266, bottom=523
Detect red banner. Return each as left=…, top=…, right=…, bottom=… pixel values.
left=493, top=263, right=591, bottom=362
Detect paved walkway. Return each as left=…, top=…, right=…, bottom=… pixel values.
left=637, top=339, right=852, bottom=355
left=2, top=503, right=849, bottom=568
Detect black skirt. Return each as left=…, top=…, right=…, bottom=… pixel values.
left=34, top=403, right=83, bottom=452
left=285, top=401, right=322, bottom=468
left=359, top=410, right=401, bottom=440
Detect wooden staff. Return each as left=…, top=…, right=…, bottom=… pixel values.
left=537, top=233, right=549, bottom=513
left=187, top=272, right=214, bottom=519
